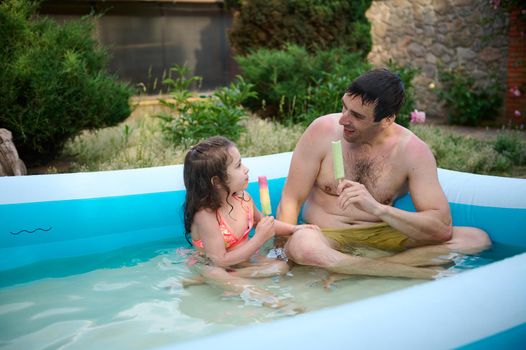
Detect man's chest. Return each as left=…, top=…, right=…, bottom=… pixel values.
left=316, top=152, right=407, bottom=205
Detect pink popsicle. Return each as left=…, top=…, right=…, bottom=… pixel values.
left=258, top=176, right=272, bottom=216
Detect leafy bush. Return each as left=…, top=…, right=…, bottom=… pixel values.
left=387, top=60, right=419, bottom=128
left=436, top=66, right=503, bottom=126
left=156, top=65, right=256, bottom=148
left=229, top=0, right=372, bottom=56
left=296, top=52, right=372, bottom=126
left=0, top=0, right=133, bottom=165
left=494, top=133, right=526, bottom=166
left=412, top=125, right=511, bottom=174
left=236, top=45, right=371, bottom=126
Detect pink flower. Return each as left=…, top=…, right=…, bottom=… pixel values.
left=489, top=0, right=500, bottom=9
left=514, top=110, right=522, bottom=117
left=509, top=86, right=521, bottom=97
left=410, top=109, right=426, bottom=124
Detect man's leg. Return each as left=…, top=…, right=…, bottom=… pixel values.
left=381, top=226, right=491, bottom=267
left=284, top=228, right=438, bottom=279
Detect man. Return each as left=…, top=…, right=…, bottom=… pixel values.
left=277, top=69, right=491, bottom=280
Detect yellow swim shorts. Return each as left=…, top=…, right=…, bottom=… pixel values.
left=322, top=222, right=411, bottom=253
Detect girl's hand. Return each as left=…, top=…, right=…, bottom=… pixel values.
left=254, top=216, right=276, bottom=242
left=293, top=224, right=320, bottom=233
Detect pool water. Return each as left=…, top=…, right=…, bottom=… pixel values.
left=0, top=240, right=524, bottom=350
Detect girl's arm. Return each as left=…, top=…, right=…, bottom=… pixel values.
left=193, top=209, right=274, bottom=268
left=274, top=220, right=320, bottom=236
left=253, top=198, right=319, bottom=236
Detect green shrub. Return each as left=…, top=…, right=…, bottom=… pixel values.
left=435, top=66, right=503, bottom=126
left=295, top=52, right=371, bottom=126
left=494, top=133, right=526, bottom=166
left=412, top=125, right=511, bottom=174
left=229, top=0, right=371, bottom=56
left=236, top=45, right=322, bottom=119
left=387, top=60, right=419, bottom=128
left=156, top=65, right=256, bottom=148
left=0, top=0, right=133, bottom=165
left=236, top=45, right=371, bottom=126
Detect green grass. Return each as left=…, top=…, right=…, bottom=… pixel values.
left=63, top=114, right=304, bottom=172
left=412, top=125, right=525, bottom=178
left=63, top=111, right=525, bottom=178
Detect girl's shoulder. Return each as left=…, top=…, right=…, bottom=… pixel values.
left=193, top=208, right=217, bottom=224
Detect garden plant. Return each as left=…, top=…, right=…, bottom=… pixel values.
left=0, top=0, right=133, bottom=165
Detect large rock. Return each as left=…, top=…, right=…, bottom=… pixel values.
left=0, top=129, right=27, bottom=176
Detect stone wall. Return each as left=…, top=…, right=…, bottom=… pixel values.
left=366, top=0, right=508, bottom=120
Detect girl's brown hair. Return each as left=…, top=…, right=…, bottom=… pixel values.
left=183, top=136, right=235, bottom=244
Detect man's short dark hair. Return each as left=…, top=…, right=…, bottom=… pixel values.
left=346, top=69, right=405, bottom=122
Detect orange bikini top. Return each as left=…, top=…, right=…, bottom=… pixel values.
left=192, top=194, right=253, bottom=250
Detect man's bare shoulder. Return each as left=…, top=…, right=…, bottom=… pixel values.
left=306, top=113, right=341, bottom=134
left=299, top=114, right=341, bottom=145
left=398, top=127, right=436, bottom=167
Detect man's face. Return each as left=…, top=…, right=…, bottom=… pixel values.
left=338, top=94, right=382, bottom=144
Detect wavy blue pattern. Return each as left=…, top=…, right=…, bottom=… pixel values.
left=10, top=227, right=52, bottom=235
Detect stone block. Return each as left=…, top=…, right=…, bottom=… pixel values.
left=422, top=63, right=438, bottom=77
left=456, top=47, right=477, bottom=62
left=0, top=129, right=27, bottom=176
left=480, top=47, right=502, bottom=62
left=431, top=42, right=447, bottom=56
left=424, top=26, right=435, bottom=37
left=373, top=20, right=387, bottom=37
left=408, top=42, right=425, bottom=57
left=426, top=53, right=437, bottom=64
left=437, top=23, right=448, bottom=34
left=413, top=0, right=432, bottom=6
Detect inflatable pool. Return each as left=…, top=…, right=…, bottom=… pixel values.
left=1, top=152, right=525, bottom=349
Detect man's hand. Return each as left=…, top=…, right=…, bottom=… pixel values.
left=337, top=180, right=384, bottom=216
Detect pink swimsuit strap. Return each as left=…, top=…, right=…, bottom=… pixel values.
left=192, top=193, right=253, bottom=249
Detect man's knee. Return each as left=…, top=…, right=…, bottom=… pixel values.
left=286, top=229, right=334, bottom=267
left=451, top=227, right=492, bottom=253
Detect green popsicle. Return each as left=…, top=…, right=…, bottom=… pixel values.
left=332, top=140, right=345, bottom=180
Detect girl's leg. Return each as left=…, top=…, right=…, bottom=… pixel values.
left=197, top=264, right=292, bottom=310
left=181, top=275, right=206, bottom=287
left=229, top=256, right=290, bottom=279
left=183, top=257, right=289, bottom=286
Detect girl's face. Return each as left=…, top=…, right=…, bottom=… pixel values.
left=226, top=146, right=249, bottom=193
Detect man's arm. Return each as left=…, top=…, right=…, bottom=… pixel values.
left=377, top=137, right=452, bottom=242
left=277, top=116, right=331, bottom=224
left=338, top=136, right=452, bottom=243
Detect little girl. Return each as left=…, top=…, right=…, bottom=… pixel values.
left=182, top=136, right=315, bottom=310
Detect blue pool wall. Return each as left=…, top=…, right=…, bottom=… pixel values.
left=1, top=152, right=525, bottom=273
